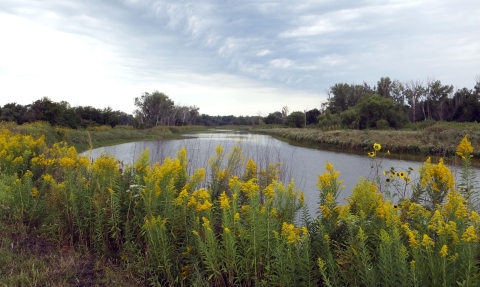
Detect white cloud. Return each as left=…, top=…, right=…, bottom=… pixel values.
left=270, top=58, right=295, bottom=69
left=256, top=49, right=271, bottom=57
left=0, top=0, right=479, bottom=116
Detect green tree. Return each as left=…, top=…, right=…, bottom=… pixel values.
left=376, top=77, right=392, bottom=98
left=0, top=103, right=28, bottom=124
left=326, top=82, right=373, bottom=114
left=134, top=91, right=175, bottom=127
left=341, top=94, right=409, bottom=129
left=286, top=111, right=305, bottom=128
left=264, top=111, right=283, bottom=124
left=305, top=108, right=320, bottom=125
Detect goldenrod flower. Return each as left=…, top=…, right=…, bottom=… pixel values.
left=440, top=244, right=448, bottom=257
left=31, top=187, right=39, bottom=198
left=218, top=191, right=230, bottom=209
left=461, top=226, right=478, bottom=243
left=299, top=192, right=305, bottom=203
left=270, top=208, right=278, bottom=218
left=373, top=143, right=381, bottom=151
left=456, top=134, right=473, bottom=157
left=319, top=205, right=330, bottom=218
left=263, top=184, right=275, bottom=201
left=281, top=222, right=299, bottom=244
left=421, top=234, right=435, bottom=249
left=234, top=212, right=240, bottom=221
left=202, top=217, right=211, bottom=229
left=407, top=232, right=419, bottom=249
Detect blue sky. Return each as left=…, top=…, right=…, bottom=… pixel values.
left=0, top=0, right=479, bottom=116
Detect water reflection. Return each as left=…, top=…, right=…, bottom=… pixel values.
left=81, top=130, right=472, bottom=215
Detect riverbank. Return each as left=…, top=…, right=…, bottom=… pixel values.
left=0, top=121, right=209, bottom=153
left=253, top=125, right=480, bottom=166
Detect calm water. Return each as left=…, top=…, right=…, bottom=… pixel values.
left=81, top=130, right=471, bottom=215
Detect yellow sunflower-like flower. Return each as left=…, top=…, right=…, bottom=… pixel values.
left=368, top=152, right=375, bottom=158
left=397, top=171, right=406, bottom=178
left=373, top=143, right=381, bottom=151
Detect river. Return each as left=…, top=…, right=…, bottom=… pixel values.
left=81, top=130, right=471, bottom=215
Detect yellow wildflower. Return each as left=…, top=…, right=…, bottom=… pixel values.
left=270, top=208, right=278, bottom=218
left=263, top=184, right=275, bottom=201
left=373, top=143, right=381, bottom=151
left=218, top=191, right=230, bottom=209
left=202, top=217, right=211, bottom=229
left=175, top=189, right=189, bottom=205
left=224, top=227, right=231, bottom=233
left=421, top=234, right=435, bottom=249
left=299, top=192, right=305, bottom=203
left=368, top=151, right=375, bottom=158
left=31, top=187, right=39, bottom=198
left=59, top=156, right=76, bottom=167
left=461, top=226, right=478, bottom=243
left=281, top=222, right=298, bottom=244
left=319, top=205, right=330, bottom=218
left=440, top=244, right=448, bottom=257
left=456, top=134, right=473, bottom=157
left=408, top=231, right=419, bottom=248
left=234, top=212, right=240, bottom=221
left=397, top=171, right=406, bottom=178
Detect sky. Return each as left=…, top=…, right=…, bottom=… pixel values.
left=0, top=0, right=479, bottom=116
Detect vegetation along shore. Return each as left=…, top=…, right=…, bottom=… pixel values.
left=1, top=120, right=480, bottom=285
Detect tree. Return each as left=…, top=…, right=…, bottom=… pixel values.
left=281, top=106, right=289, bottom=125
left=404, top=80, right=425, bottom=123
left=264, top=111, right=283, bottom=124
left=305, top=108, right=320, bottom=125
left=390, top=79, right=405, bottom=105
left=424, top=79, right=453, bottom=121
left=326, top=82, right=374, bottom=114
left=286, top=111, right=305, bottom=128
left=376, top=77, right=392, bottom=98
left=0, top=103, right=28, bottom=124
left=134, top=91, right=175, bottom=127
left=27, top=97, right=64, bottom=125
left=341, top=94, right=409, bottom=129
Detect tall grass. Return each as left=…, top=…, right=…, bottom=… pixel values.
left=1, top=125, right=480, bottom=286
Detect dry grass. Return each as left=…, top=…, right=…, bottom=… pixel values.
left=0, top=223, right=142, bottom=287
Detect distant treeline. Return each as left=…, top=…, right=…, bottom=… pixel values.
left=3, top=76, right=479, bottom=129
left=265, top=76, right=480, bottom=129
left=0, top=97, right=134, bottom=129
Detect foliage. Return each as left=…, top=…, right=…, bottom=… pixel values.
left=340, top=94, right=410, bottom=129
left=1, top=97, right=133, bottom=129
left=1, top=128, right=480, bottom=286
left=286, top=111, right=306, bottom=128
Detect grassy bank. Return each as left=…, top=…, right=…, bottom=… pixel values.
left=256, top=123, right=480, bottom=166
left=0, top=121, right=209, bottom=153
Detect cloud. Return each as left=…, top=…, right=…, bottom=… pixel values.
left=0, top=0, right=479, bottom=116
